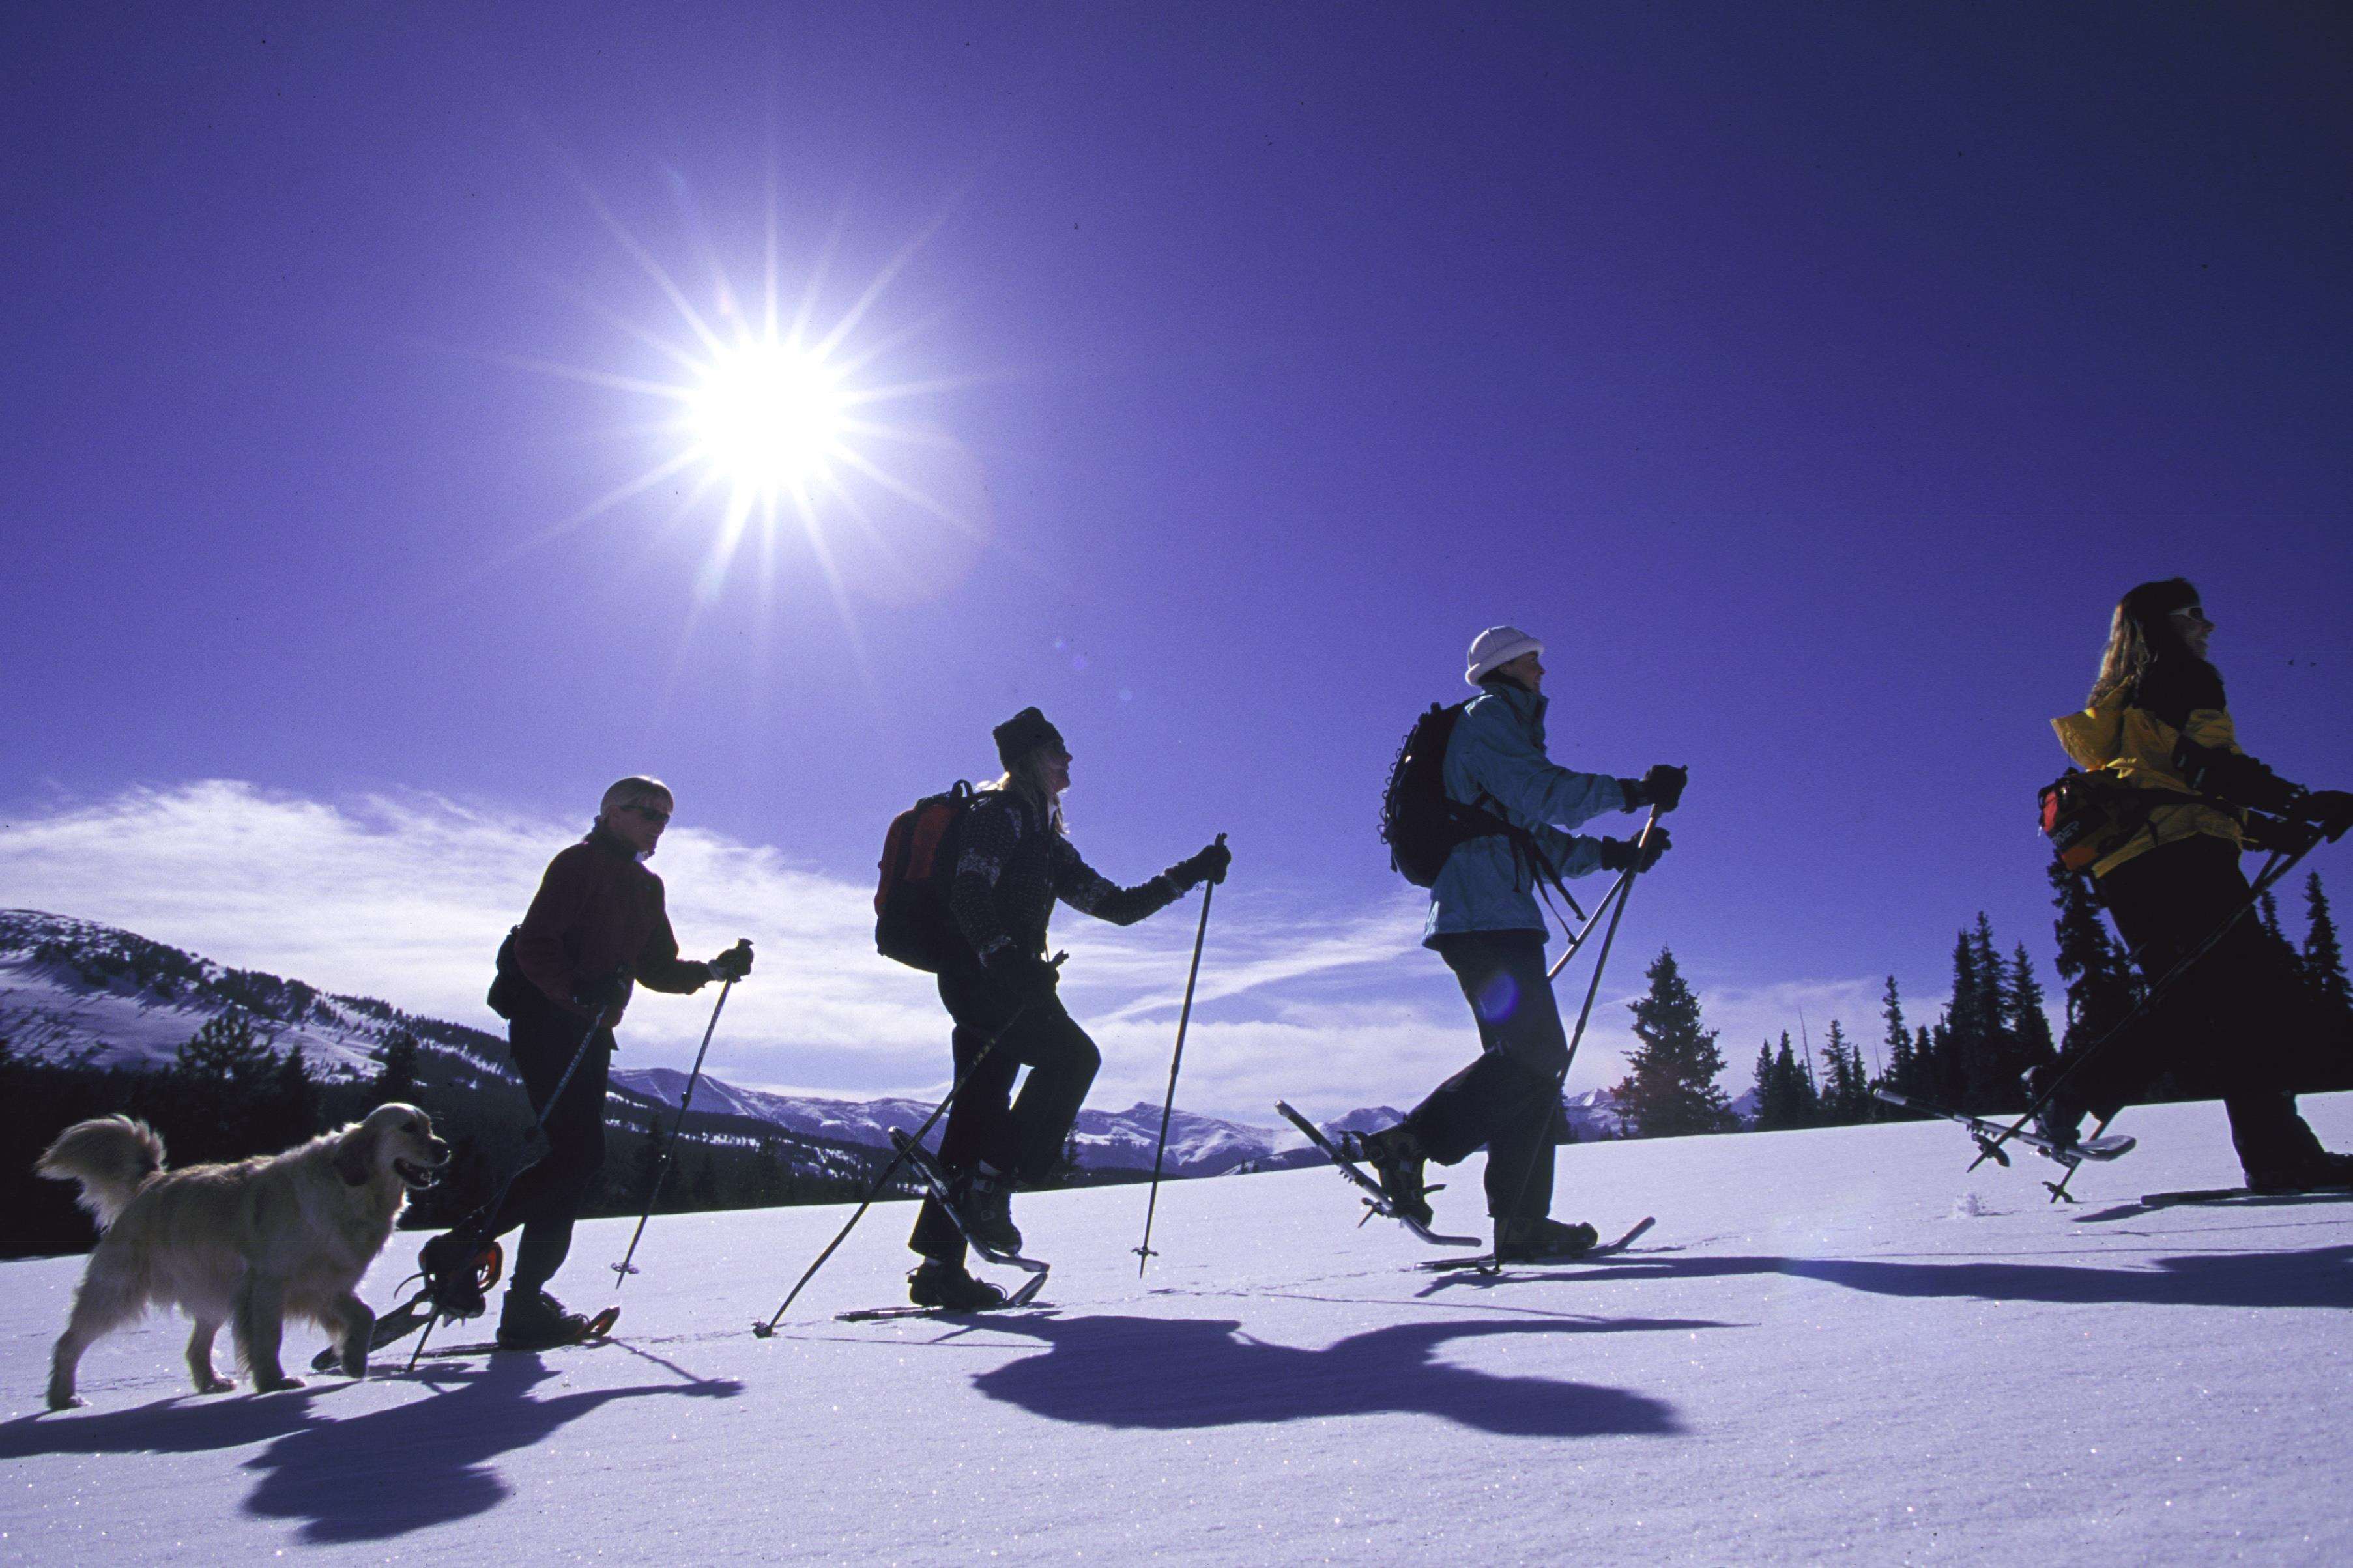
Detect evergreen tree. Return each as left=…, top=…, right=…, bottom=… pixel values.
left=176, top=1010, right=274, bottom=1085
left=1778, top=1032, right=1819, bottom=1126
left=1941, top=930, right=1982, bottom=1107
left=1817, top=1019, right=1862, bottom=1123
left=263, top=1044, right=322, bottom=1150
left=1879, top=976, right=1924, bottom=1113
left=633, top=1119, right=671, bottom=1210
left=1750, top=1041, right=1780, bottom=1129
left=1611, top=949, right=1737, bottom=1137
left=2006, top=944, right=2058, bottom=1081
left=2048, top=862, right=2137, bottom=1059
left=373, top=1030, right=420, bottom=1104
left=2303, top=874, right=2350, bottom=1018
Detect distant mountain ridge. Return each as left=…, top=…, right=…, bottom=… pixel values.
left=0, top=910, right=1437, bottom=1178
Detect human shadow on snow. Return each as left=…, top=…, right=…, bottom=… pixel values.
left=966, top=1312, right=1719, bottom=1436
left=1427, top=1244, right=2352, bottom=1311
left=1, top=1351, right=741, bottom=1543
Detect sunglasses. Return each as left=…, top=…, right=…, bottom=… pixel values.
left=622, top=802, right=672, bottom=825
left=2169, top=606, right=2211, bottom=625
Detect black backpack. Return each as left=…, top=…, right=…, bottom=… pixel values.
left=1380, top=702, right=1585, bottom=915
left=1381, top=703, right=1497, bottom=886
left=874, top=781, right=977, bottom=971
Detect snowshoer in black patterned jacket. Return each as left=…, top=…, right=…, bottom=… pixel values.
left=904, top=706, right=1229, bottom=1309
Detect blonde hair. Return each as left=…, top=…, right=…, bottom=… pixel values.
left=991, top=751, right=1068, bottom=836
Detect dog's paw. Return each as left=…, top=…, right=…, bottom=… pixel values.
left=253, top=1374, right=306, bottom=1395
left=46, top=1391, right=85, bottom=1412
left=195, top=1375, right=235, bottom=1395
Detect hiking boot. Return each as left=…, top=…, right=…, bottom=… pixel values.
left=952, top=1167, right=1023, bottom=1256
left=907, top=1259, right=1009, bottom=1312
left=1353, top=1124, right=1434, bottom=1229
left=2023, top=1065, right=2084, bottom=1152
left=417, top=1232, right=493, bottom=1319
left=2245, top=1149, right=2353, bottom=1195
left=1495, top=1216, right=1600, bottom=1263
left=497, top=1289, right=590, bottom=1352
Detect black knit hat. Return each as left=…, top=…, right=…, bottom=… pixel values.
left=992, top=707, right=1066, bottom=770
left=2119, top=577, right=2201, bottom=625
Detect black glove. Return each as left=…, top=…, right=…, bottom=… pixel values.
left=1619, top=765, right=1689, bottom=814
left=1169, top=836, right=1232, bottom=889
left=1597, top=825, right=1673, bottom=874
left=2299, top=789, right=2353, bottom=844
left=710, top=940, right=755, bottom=982
left=985, top=948, right=1061, bottom=1008
left=570, top=967, right=629, bottom=1018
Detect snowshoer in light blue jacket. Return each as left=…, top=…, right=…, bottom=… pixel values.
left=1361, top=624, right=1686, bottom=1264
left=1424, top=673, right=1630, bottom=946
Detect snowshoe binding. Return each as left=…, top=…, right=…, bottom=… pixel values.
left=1347, top=1124, right=1436, bottom=1230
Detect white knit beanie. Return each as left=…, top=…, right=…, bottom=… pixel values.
left=1465, top=625, right=1544, bottom=686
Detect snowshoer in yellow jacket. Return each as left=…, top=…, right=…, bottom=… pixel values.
left=2040, top=578, right=2353, bottom=1191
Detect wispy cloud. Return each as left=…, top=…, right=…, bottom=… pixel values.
left=0, top=782, right=1877, bottom=1124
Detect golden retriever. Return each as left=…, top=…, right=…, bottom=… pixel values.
left=36, top=1102, right=449, bottom=1409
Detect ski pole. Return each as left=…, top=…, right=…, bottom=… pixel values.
left=1967, top=825, right=2321, bottom=1171
left=1133, top=834, right=1224, bottom=1277
left=611, top=942, right=752, bottom=1288
left=751, top=988, right=1049, bottom=1337
left=1547, top=863, right=1634, bottom=983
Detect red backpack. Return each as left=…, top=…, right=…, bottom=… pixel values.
left=875, top=781, right=976, bottom=971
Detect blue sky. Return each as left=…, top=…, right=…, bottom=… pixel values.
left=5, top=4, right=2350, bottom=1120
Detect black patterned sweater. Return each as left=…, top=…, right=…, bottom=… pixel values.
left=947, top=786, right=1181, bottom=967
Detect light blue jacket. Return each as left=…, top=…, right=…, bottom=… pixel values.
left=1424, top=681, right=1628, bottom=946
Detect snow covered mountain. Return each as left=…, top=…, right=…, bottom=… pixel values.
left=1, top=910, right=1424, bottom=1179
left=0, top=909, right=500, bottom=1081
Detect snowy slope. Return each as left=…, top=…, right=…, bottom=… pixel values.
left=5, top=1094, right=2349, bottom=1564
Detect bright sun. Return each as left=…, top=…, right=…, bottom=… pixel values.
left=688, top=337, right=848, bottom=494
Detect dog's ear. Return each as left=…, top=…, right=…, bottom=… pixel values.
left=332, top=1121, right=379, bottom=1186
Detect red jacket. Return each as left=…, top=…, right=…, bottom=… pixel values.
left=514, top=827, right=711, bottom=1022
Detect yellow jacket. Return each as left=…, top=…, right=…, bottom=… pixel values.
left=2051, top=689, right=2244, bottom=876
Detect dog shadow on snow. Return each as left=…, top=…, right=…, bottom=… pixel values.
left=0, top=1352, right=740, bottom=1543
left=964, top=1312, right=1721, bottom=1436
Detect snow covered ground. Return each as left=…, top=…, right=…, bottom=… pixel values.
left=4, top=1094, right=2349, bottom=1565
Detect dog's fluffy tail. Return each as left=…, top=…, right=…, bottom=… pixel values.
left=36, top=1116, right=167, bottom=1229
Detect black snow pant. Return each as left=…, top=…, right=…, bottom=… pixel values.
left=907, top=967, right=1101, bottom=1266
left=2078, top=835, right=2329, bottom=1179
left=1404, top=930, right=1569, bottom=1221
left=480, top=995, right=613, bottom=1296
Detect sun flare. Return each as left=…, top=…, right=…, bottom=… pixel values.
left=687, top=337, right=848, bottom=495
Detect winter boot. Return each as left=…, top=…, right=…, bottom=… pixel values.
left=907, top=1259, right=1009, bottom=1312
left=2023, top=1064, right=2085, bottom=1152
left=1495, top=1216, right=1600, bottom=1264
left=951, top=1166, right=1023, bottom=1256
left=1351, top=1124, right=1434, bottom=1229
left=418, top=1231, right=495, bottom=1320
left=496, top=1289, right=590, bottom=1351
left=2246, top=1148, right=2353, bottom=1195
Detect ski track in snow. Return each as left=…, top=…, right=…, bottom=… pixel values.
left=4, top=1096, right=2349, bottom=1565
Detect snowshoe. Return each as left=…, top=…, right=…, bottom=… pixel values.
left=1274, top=1100, right=1480, bottom=1249
left=1495, top=1216, right=1600, bottom=1264
left=907, top=1259, right=1009, bottom=1312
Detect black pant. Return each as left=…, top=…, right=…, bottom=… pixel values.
left=1405, top=931, right=1568, bottom=1221
left=2080, top=836, right=2325, bottom=1176
left=907, top=968, right=1102, bottom=1265
left=480, top=997, right=613, bottom=1294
